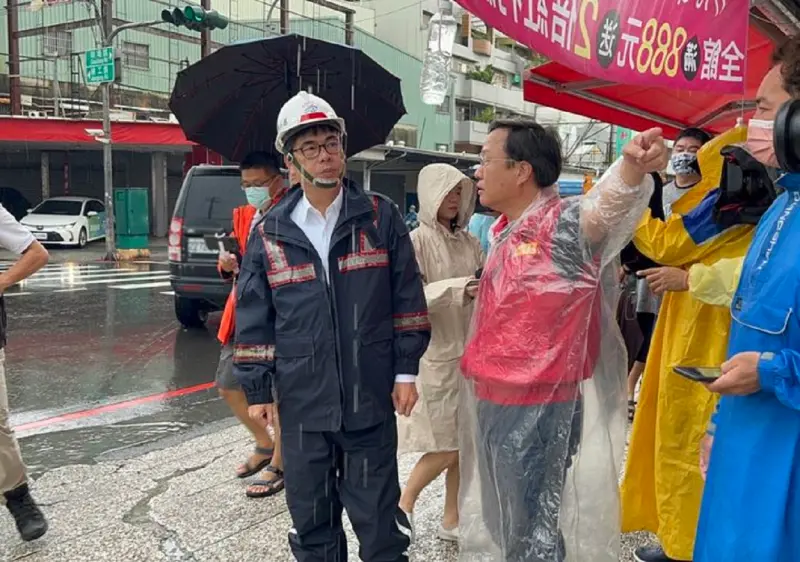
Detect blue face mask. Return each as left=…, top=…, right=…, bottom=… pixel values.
left=245, top=186, right=271, bottom=209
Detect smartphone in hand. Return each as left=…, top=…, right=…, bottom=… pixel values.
left=673, top=366, right=722, bottom=383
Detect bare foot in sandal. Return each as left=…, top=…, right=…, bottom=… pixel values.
left=246, top=466, right=285, bottom=498
left=236, top=446, right=273, bottom=479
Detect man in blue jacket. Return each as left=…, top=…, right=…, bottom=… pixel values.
left=692, top=35, right=800, bottom=562
left=234, top=91, right=430, bottom=562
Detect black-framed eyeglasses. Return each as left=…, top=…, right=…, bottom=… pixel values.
left=292, top=138, right=342, bottom=160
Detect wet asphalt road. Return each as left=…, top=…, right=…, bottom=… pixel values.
left=3, top=257, right=232, bottom=476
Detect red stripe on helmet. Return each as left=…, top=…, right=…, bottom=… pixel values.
left=300, top=111, right=329, bottom=122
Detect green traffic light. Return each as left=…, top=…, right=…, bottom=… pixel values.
left=184, top=6, right=205, bottom=22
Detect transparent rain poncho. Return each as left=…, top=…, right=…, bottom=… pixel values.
left=458, top=159, right=654, bottom=562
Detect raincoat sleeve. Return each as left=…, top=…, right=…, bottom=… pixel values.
left=232, top=226, right=276, bottom=406
left=688, top=257, right=744, bottom=308
left=634, top=189, right=747, bottom=266
left=411, top=232, right=482, bottom=311
left=758, top=351, right=800, bottom=410
left=387, top=202, right=431, bottom=376
left=580, top=158, right=655, bottom=267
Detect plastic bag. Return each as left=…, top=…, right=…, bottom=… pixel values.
left=458, top=159, right=653, bottom=561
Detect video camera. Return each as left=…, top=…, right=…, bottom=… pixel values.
left=713, top=145, right=779, bottom=227
left=775, top=98, right=800, bottom=173
left=714, top=99, right=800, bottom=226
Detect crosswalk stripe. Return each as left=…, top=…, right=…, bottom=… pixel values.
left=23, top=269, right=167, bottom=282
left=53, top=287, right=88, bottom=293
left=110, top=281, right=172, bottom=290
left=0, top=264, right=102, bottom=271
left=4, top=292, right=32, bottom=297
left=35, top=274, right=170, bottom=288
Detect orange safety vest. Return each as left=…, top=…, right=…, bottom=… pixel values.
left=217, top=191, right=285, bottom=345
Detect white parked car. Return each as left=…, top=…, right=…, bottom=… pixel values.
left=21, top=197, right=106, bottom=248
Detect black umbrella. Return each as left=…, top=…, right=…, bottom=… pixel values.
left=169, top=34, right=407, bottom=162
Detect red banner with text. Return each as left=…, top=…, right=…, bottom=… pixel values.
left=455, top=0, right=750, bottom=93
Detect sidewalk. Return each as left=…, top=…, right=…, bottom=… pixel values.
left=0, top=424, right=650, bottom=561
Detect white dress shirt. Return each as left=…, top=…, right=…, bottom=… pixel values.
left=290, top=188, right=414, bottom=384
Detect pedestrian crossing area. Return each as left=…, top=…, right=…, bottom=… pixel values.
left=0, top=262, right=172, bottom=296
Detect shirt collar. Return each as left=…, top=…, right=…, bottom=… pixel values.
left=296, top=186, right=344, bottom=225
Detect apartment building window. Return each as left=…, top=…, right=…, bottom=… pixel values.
left=122, top=42, right=150, bottom=70
left=436, top=95, right=451, bottom=115
left=42, top=30, right=72, bottom=57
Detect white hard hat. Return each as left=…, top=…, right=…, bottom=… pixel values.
left=275, top=91, right=346, bottom=155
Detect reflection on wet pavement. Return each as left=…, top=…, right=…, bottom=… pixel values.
left=4, top=261, right=229, bottom=474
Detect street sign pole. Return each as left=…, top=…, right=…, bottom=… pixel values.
left=87, top=3, right=227, bottom=260
left=86, top=18, right=163, bottom=261
left=102, top=80, right=114, bottom=260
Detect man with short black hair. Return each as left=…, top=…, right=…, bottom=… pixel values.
left=663, top=127, right=712, bottom=217
left=0, top=205, right=49, bottom=542
left=216, top=150, right=287, bottom=498
left=458, top=118, right=668, bottom=561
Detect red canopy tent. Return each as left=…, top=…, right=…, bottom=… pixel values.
left=523, top=25, right=778, bottom=139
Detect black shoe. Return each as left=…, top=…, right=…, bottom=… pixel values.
left=634, top=545, right=692, bottom=562
left=4, top=483, right=48, bottom=542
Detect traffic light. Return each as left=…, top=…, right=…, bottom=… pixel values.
left=184, top=6, right=229, bottom=30
left=161, top=5, right=229, bottom=31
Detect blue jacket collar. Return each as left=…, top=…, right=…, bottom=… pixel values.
left=777, top=173, right=800, bottom=192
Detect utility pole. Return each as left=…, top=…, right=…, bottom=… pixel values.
left=7, top=0, right=21, bottom=115
left=200, top=0, right=211, bottom=57
left=101, top=0, right=115, bottom=260
left=280, top=0, right=289, bottom=35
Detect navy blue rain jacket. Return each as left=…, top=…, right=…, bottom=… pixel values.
left=233, top=183, right=431, bottom=432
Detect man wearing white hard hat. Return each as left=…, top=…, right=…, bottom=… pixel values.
left=233, top=91, right=430, bottom=561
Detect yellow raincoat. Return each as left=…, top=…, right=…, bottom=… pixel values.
left=688, top=257, right=744, bottom=307
left=620, top=127, right=755, bottom=560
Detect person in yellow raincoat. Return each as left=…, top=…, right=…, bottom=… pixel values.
left=620, top=126, right=755, bottom=562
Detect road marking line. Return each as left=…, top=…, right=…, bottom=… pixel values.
left=35, top=274, right=169, bottom=287
left=25, top=269, right=166, bottom=281
left=4, top=292, right=32, bottom=297
left=13, top=382, right=216, bottom=432
left=0, top=264, right=102, bottom=271
left=160, top=291, right=175, bottom=296
left=110, top=281, right=172, bottom=290
left=53, top=287, right=88, bottom=293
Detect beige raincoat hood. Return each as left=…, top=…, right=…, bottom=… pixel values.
left=397, top=163, right=484, bottom=453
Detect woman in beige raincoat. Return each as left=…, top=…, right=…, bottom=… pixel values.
left=397, top=163, right=484, bottom=543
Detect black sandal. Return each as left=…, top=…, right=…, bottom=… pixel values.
left=246, top=466, right=285, bottom=498
left=236, top=446, right=273, bottom=479
left=628, top=400, right=637, bottom=421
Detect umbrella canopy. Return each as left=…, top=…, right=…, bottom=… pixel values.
left=523, top=25, right=777, bottom=139
left=169, top=34, right=407, bottom=161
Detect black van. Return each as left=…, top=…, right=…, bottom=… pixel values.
left=168, top=165, right=245, bottom=328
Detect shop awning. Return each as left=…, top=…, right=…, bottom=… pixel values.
left=523, top=25, right=777, bottom=138
left=0, top=116, right=192, bottom=148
